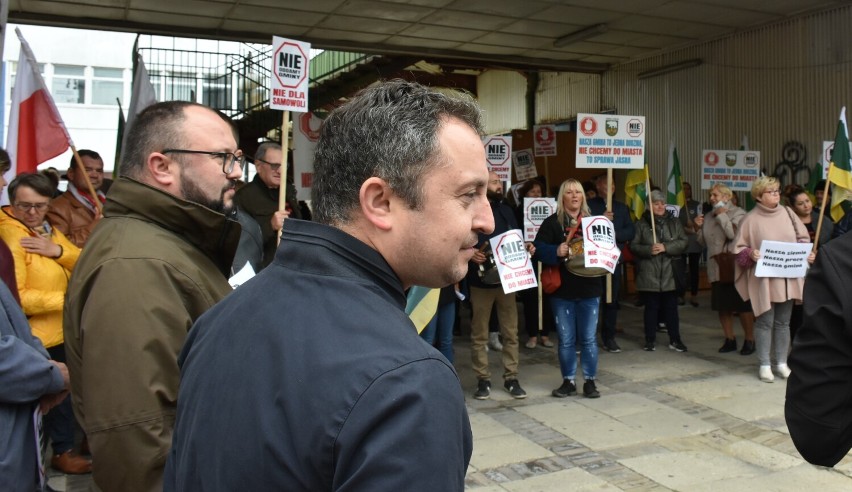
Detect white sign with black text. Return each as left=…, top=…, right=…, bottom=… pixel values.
left=523, top=197, right=556, bottom=242
left=581, top=216, right=621, bottom=274
left=755, top=240, right=812, bottom=278
left=489, top=229, right=537, bottom=294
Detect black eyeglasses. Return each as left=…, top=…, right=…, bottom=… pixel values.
left=162, top=149, right=245, bottom=175
left=255, top=158, right=281, bottom=171
left=13, top=202, right=49, bottom=212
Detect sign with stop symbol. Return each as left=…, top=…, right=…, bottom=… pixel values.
left=270, top=36, right=311, bottom=112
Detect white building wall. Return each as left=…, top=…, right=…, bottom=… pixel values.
left=476, top=69, right=527, bottom=135
left=601, top=5, right=852, bottom=192
left=535, top=72, right=601, bottom=124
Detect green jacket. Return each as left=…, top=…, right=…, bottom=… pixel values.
left=64, top=177, right=240, bottom=492
left=632, top=211, right=687, bottom=293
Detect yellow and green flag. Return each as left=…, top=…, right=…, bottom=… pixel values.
left=666, top=141, right=685, bottom=207
left=828, top=107, right=852, bottom=222
left=405, top=286, right=439, bottom=334
left=624, top=167, right=648, bottom=221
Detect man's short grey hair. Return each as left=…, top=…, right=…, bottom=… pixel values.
left=650, top=189, right=666, bottom=204
left=312, top=79, right=483, bottom=225
left=255, top=142, right=281, bottom=163
left=120, top=101, right=236, bottom=179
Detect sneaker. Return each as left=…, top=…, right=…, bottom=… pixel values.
left=583, top=380, right=601, bottom=398
left=678, top=297, right=686, bottom=306
left=669, top=340, right=688, bottom=352
left=474, top=380, right=491, bottom=399
left=488, top=332, right=503, bottom=351
left=525, top=337, right=538, bottom=349
left=551, top=379, right=577, bottom=398
left=740, top=340, right=755, bottom=356
left=540, top=336, right=555, bottom=348
left=656, top=323, right=668, bottom=333
left=603, top=339, right=621, bottom=353
left=643, top=341, right=656, bottom=351
left=775, top=364, right=791, bottom=379
left=759, top=365, right=774, bottom=383
left=718, top=338, right=737, bottom=353
left=504, top=379, right=527, bottom=399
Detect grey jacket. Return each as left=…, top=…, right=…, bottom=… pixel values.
left=632, top=211, right=688, bottom=292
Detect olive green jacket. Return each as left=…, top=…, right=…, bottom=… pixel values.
left=632, top=211, right=688, bottom=293
left=64, top=177, right=240, bottom=492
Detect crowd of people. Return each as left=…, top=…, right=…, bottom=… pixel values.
left=1, top=79, right=850, bottom=492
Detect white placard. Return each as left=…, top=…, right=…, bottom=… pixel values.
left=513, top=149, right=537, bottom=181
left=293, top=111, right=321, bottom=200
left=483, top=136, right=513, bottom=181
left=523, top=197, right=556, bottom=241
left=581, top=216, right=621, bottom=274
left=270, top=36, right=311, bottom=112
left=700, top=149, right=760, bottom=191
left=533, top=124, right=557, bottom=157
left=575, top=113, right=645, bottom=169
left=489, top=229, right=537, bottom=293
left=755, top=240, right=812, bottom=278
left=229, top=262, right=256, bottom=289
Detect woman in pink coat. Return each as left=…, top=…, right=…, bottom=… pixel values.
left=733, top=176, right=813, bottom=383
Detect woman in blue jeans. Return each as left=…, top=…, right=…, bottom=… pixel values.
left=534, top=179, right=602, bottom=398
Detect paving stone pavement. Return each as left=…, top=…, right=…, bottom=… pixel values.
left=49, top=291, right=852, bottom=491
left=459, top=291, right=852, bottom=491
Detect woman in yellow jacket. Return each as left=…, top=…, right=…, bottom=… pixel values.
left=0, top=172, right=90, bottom=474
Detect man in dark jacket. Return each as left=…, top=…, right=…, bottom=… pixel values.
left=469, top=170, right=528, bottom=400
left=233, top=142, right=300, bottom=268
left=588, top=173, right=636, bottom=353
left=786, top=231, right=852, bottom=466
left=165, top=80, right=493, bottom=491
left=64, top=102, right=243, bottom=492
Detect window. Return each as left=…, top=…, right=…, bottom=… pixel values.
left=52, top=65, right=85, bottom=104
left=92, top=67, right=125, bottom=105
left=202, top=73, right=231, bottom=108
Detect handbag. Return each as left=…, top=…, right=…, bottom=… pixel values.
left=713, top=245, right=736, bottom=284
left=563, top=222, right=609, bottom=278
left=671, top=255, right=687, bottom=292
left=541, top=265, right=561, bottom=294
left=476, top=243, right=501, bottom=285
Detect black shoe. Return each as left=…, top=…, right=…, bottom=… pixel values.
left=504, top=379, right=527, bottom=399
left=718, top=338, right=737, bottom=353
left=740, top=340, right=755, bottom=355
left=473, top=380, right=491, bottom=400
left=583, top=380, right=600, bottom=398
left=551, top=379, right=577, bottom=398
left=603, top=339, right=621, bottom=353
left=656, top=323, right=668, bottom=333
left=678, top=297, right=685, bottom=306
left=644, top=341, right=655, bottom=351
left=669, top=340, right=688, bottom=352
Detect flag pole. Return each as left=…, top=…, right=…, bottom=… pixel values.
left=605, top=168, right=613, bottom=303
left=277, top=110, right=291, bottom=246
left=813, top=165, right=833, bottom=251
left=645, top=165, right=657, bottom=243
left=69, top=145, right=102, bottom=214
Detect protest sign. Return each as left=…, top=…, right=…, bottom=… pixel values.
left=755, top=240, right=812, bottom=278
left=489, top=229, right=537, bottom=293
left=533, top=124, right=557, bottom=157
left=270, top=36, right=310, bottom=112
left=575, top=113, right=645, bottom=169
left=581, top=216, right=621, bottom=274
left=483, top=136, right=512, bottom=181
left=513, top=148, right=537, bottom=181
left=523, top=197, right=556, bottom=241
left=700, top=149, right=760, bottom=191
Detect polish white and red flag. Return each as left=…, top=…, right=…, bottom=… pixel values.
left=5, top=28, right=72, bottom=180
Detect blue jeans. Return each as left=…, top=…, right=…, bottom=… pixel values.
left=550, top=296, right=600, bottom=380
left=421, top=302, right=455, bottom=363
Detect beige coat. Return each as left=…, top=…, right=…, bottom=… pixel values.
left=697, top=205, right=746, bottom=283
left=733, top=203, right=809, bottom=317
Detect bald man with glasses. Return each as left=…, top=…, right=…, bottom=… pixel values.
left=64, top=101, right=244, bottom=492
left=233, top=141, right=302, bottom=268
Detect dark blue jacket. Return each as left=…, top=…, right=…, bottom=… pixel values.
left=467, top=198, right=519, bottom=288
left=588, top=197, right=636, bottom=248
left=165, top=219, right=472, bottom=491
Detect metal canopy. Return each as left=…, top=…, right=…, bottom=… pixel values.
left=9, top=0, right=849, bottom=73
